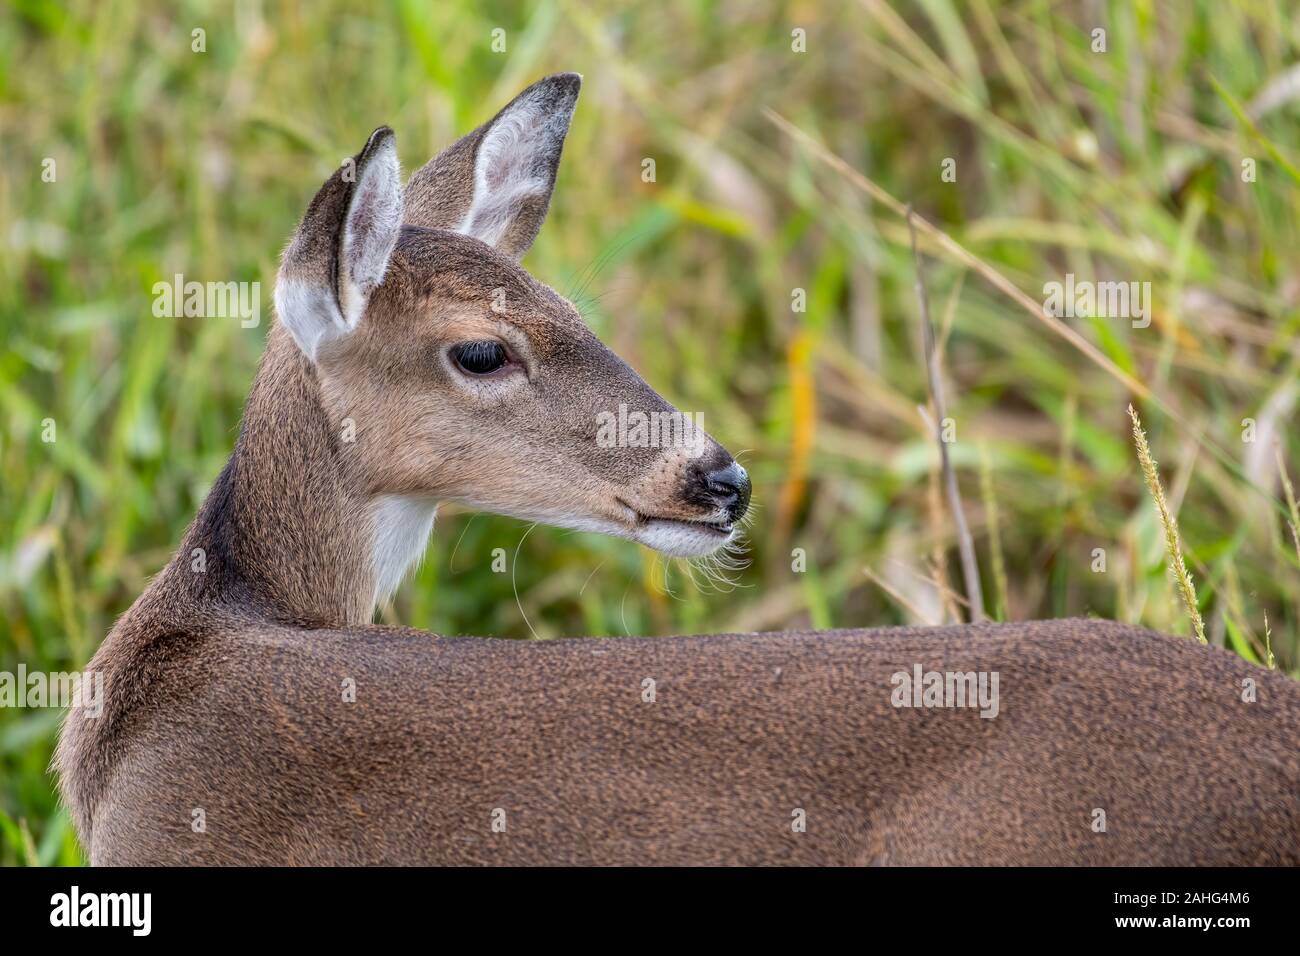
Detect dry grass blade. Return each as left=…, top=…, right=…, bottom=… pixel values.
left=863, top=565, right=938, bottom=625
left=1275, top=442, right=1300, bottom=567
left=980, top=443, right=1010, bottom=621
left=909, top=207, right=984, bottom=622
left=1128, top=404, right=1207, bottom=644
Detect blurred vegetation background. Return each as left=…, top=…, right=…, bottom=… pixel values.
left=3, top=0, right=1299, bottom=865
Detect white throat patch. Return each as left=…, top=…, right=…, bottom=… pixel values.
left=369, top=494, right=438, bottom=611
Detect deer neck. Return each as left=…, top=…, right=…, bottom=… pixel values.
left=175, top=327, right=435, bottom=627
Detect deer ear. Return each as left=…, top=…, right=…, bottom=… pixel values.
left=275, top=127, right=402, bottom=362
left=403, top=73, right=580, bottom=260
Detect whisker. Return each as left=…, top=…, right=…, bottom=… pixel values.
left=511, top=522, right=541, bottom=640
left=619, top=577, right=634, bottom=637
left=579, top=559, right=607, bottom=597
left=446, top=512, right=479, bottom=572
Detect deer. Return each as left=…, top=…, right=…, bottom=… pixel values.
left=55, top=73, right=1300, bottom=866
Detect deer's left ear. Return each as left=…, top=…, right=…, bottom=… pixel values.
left=275, top=127, right=402, bottom=362
left=403, top=73, right=581, bottom=260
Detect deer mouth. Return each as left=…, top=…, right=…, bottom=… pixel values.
left=612, top=499, right=736, bottom=556
left=638, top=510, right=737, bottom=540
left=618, top=500, right=732, bottom=536
left=646, top=516, right=733, bottom=536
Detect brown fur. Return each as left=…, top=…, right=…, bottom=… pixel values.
left=59, top=612, right=1300, bottom=865
left=54, top=75, right=1300, bottom=866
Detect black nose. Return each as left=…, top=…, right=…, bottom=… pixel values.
left=705, top=462, right=751, bottom=522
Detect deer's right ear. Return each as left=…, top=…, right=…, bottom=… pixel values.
left=275, top=127, right=402, bottom=362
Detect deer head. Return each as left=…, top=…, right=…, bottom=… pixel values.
left=271, top=74, right=750, bottom=605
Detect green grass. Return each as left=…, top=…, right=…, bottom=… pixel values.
left=2, top=0, right=1299, bottom=865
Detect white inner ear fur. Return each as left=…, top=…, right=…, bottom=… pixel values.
left=273, top=277, right=346, bottom=364
left=276, top=138, right=402, bottom=363
left=339, top=137, right=403, bottom=329
left=457, top=93, right=564, bottom=248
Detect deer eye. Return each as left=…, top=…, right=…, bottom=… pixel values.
left=450, top=341, right=509, bottom=375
